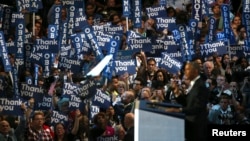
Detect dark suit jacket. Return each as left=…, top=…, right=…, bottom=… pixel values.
left=123, top=126, right=134, bottom=141
left=182, top=77, right=209, bottom=141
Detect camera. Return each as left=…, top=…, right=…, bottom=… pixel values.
left=218, top=113, right=233, bottom=120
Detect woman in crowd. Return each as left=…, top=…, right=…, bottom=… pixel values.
left=151, top=68, right=170, bottom=91
left=89, top=112, right=115, bottom=141
left=54, top=123, right=70, bottom=141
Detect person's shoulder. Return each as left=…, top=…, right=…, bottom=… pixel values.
left=211, top=104, right=220, bottom=110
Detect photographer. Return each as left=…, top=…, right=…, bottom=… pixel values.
left=208, top=94, right=236, bottom=125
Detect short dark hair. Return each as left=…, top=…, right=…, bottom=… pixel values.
left=134, top=76, right=145, bottom=86
left=147, top=58, right=156, bottom=64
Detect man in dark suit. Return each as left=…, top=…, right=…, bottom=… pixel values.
left=123, top=113, right=134, bottom=141
left=166, top=61, right=209, bottom=141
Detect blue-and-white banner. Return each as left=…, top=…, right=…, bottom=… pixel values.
left=116, top=50, right=134, bottom=60
left=62, top=82, right=79, bottom=95
left=188, top=19, right=199, bottom=56
left=67, top=94, right=84, bottom=110
left=5, top=41, right=16, bottom=55
left=29, top=51, right=43, bottom=67
left=34, top=39, right=59, bottom=53
left=90, top=105, right=100, bottom=120
left=74, top=15, right=87, bottom=31
left=26, top=76, right=33, bottom=85
left=58, top=56, right=82, bottom=74
left=16, top=0, right=29, bottom=12
left=25, top=32, right=33, bottom=44
left=66, top=3, right=76, bottom=38
left=20, top=83, right=44, bottom=100
left=192, top=0, right=202, bottom=22
left=123, top=0, right=131, bottom=17
left=73, top=79, right=97, bottom=99
left=95, top=32, right=113, bottom=52
left=188, top=19, right=198, bottom=40
left=59, top=21, right=68, bottom=46
left=49, top=4, right=62, bottom=31
left=128, top=37, right=152, bottom=52
left=2, top=6, right=13, bottom=42
left=154, top=57, right=162, bottom=67
left=29, top=0, right=43, bottom=13
left=148, top=38, right=178, bottom=57
left=0, top=31, right=12, bottom=72
left=171, top=29, right=181, bottom=45
left=132, top=0, right=142, bottom=28
left=60, top=44, right=72, bottom=57
left=177, top=25, right=192, bottom=62
left=160, top=52, right=183, bottom=74
left=62, top=80, right=96, bottom=98
left=70, top=33, right=84, bottom=59
left=243, top=0, right=250, bottom=13
left=0, top=97, right=23, bottom=116
left=221, top=4, right=231, bottom=39
left=202, top=0, right=214, bottom=17
left=103, top=25, right=123, bottom=35
left=92, top=89, right=111, bottom=109
left=165, top=48, right=182, bottom=62
left=103, top=39, right=120, bottom=80
left=33, top=94, right=53, bottom=111
left=216, top=31, right=236, bottom=45
left=242, top=12, right=250, bottom=47
left=155, top=17, right=176, bottom=32
left=48, top=24, right=58, bottom=39
left=146, top=5, right=167, bottom=20
left=208, top=17, right=216, bottom=42
left=13, top=12, right=25, bottom=66
left=114, top=59, right=137, bottom=75
left=82, top=25, right=104, bottom=61
left=12, top=65, right=19, bottom=97
left=50, top=110, right=68, bottom=126
left=200, top=40, right=227, bottom=57
left=127, top=30, right=144, bottom=38
left=41, top=53, right=54, bottom=76
left=229, top=45, right=245, bottom=58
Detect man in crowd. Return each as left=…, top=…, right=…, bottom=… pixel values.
left=166, top=61, right=209, bottom=141
left=25, top=111, right=53, bottom=141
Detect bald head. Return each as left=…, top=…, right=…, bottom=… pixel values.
left=124, top=113, right=134, bottom=129
left=0, top=120, right=11, bottom=135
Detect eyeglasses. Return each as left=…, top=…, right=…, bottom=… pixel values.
left=230, top=85, right=236, bottom=87
left=217, top=79, right=225, bottom=81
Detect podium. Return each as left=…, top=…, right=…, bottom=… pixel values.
left=134, top=100, right=185, bottom=141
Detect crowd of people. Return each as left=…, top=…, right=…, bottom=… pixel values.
left=0, top=0, right=250, bottom=141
